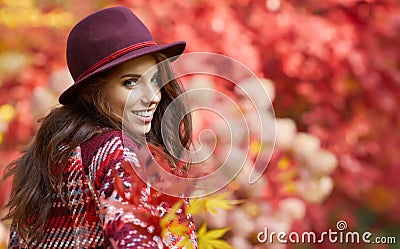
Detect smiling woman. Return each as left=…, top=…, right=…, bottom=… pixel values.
left=2, top=6, right=196, bottom=249
left=102, top=55, right=162, bottom=134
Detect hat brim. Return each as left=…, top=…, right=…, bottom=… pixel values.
left=59, top=41, right=185, bottom=105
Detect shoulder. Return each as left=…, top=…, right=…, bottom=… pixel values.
left=82, top=129, right=122, bottom=147
left=80, top=129, right=139, bottom=167
left=81, top=129, right=137, bottom=151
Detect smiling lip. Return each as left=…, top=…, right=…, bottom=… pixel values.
left=131, top=109, right=155, bottom=123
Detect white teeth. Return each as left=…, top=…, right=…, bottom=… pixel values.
left=132, top=110, right=153, bottom=117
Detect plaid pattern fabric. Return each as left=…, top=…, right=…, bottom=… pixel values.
left=8, top=130, right=197, bottom=248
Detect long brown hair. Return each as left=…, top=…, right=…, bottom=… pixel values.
left=1, top=53, right=192, bottom=241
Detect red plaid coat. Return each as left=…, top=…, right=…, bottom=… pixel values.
left=8, top=130, right=197, bottom=248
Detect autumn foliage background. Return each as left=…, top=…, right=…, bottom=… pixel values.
left=0, top=0, right=399, bottom=248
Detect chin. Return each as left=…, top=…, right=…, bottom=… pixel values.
left=144, top=126, right=151, bottom=134
left=133, top=124, right=152, bottom=135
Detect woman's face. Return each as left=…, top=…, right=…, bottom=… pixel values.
left=103, top=55, right=162, bottom=134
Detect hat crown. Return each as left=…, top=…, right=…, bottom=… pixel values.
left=59, top=6, right=185, bottom=105
left=66, top=6, right=153, bottom=80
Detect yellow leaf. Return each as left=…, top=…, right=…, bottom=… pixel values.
left=0, top=104, right=15, bottom=122
left=177, top=238, right=195, bottom=249
left=198, top=222, right=208, bottom=236
left=284, top=181, right=297, bottom=194
left=160, top=200, right=183, bottom=227
left=206, top=240, right=233, bottom=249
left=250, top=140, right=261, bottom=155
left=187, top=197, right=205, bottom=215
left=205, top=227, right=230, bottom=239
left=168, top=221, right=189, bottom=235
left=3, top=0, right=35, bottom=8
left=204, top=192, right=241, bottom=214
left=277, top=156, right=291, bottom=170
left=197, top=223, right=233, bottom=249
left=189, top=192, right=241, bottom=215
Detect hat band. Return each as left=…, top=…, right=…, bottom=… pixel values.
left=75, top=40, right=157, bottom=82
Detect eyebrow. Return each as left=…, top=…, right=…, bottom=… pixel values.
left=120, top=71, right=158, bottom=79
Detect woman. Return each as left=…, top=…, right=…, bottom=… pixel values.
left=3, top=6, right=197, bottom=248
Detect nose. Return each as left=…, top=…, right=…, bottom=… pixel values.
left=142, top=81, right=161, bottom=105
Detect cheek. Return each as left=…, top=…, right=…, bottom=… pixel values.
left=125, top=89, right=141, bottom=107
left=105, top=88, right=128, bottom=115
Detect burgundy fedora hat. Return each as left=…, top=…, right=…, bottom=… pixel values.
left=59, top=6, right=186, bottom=105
